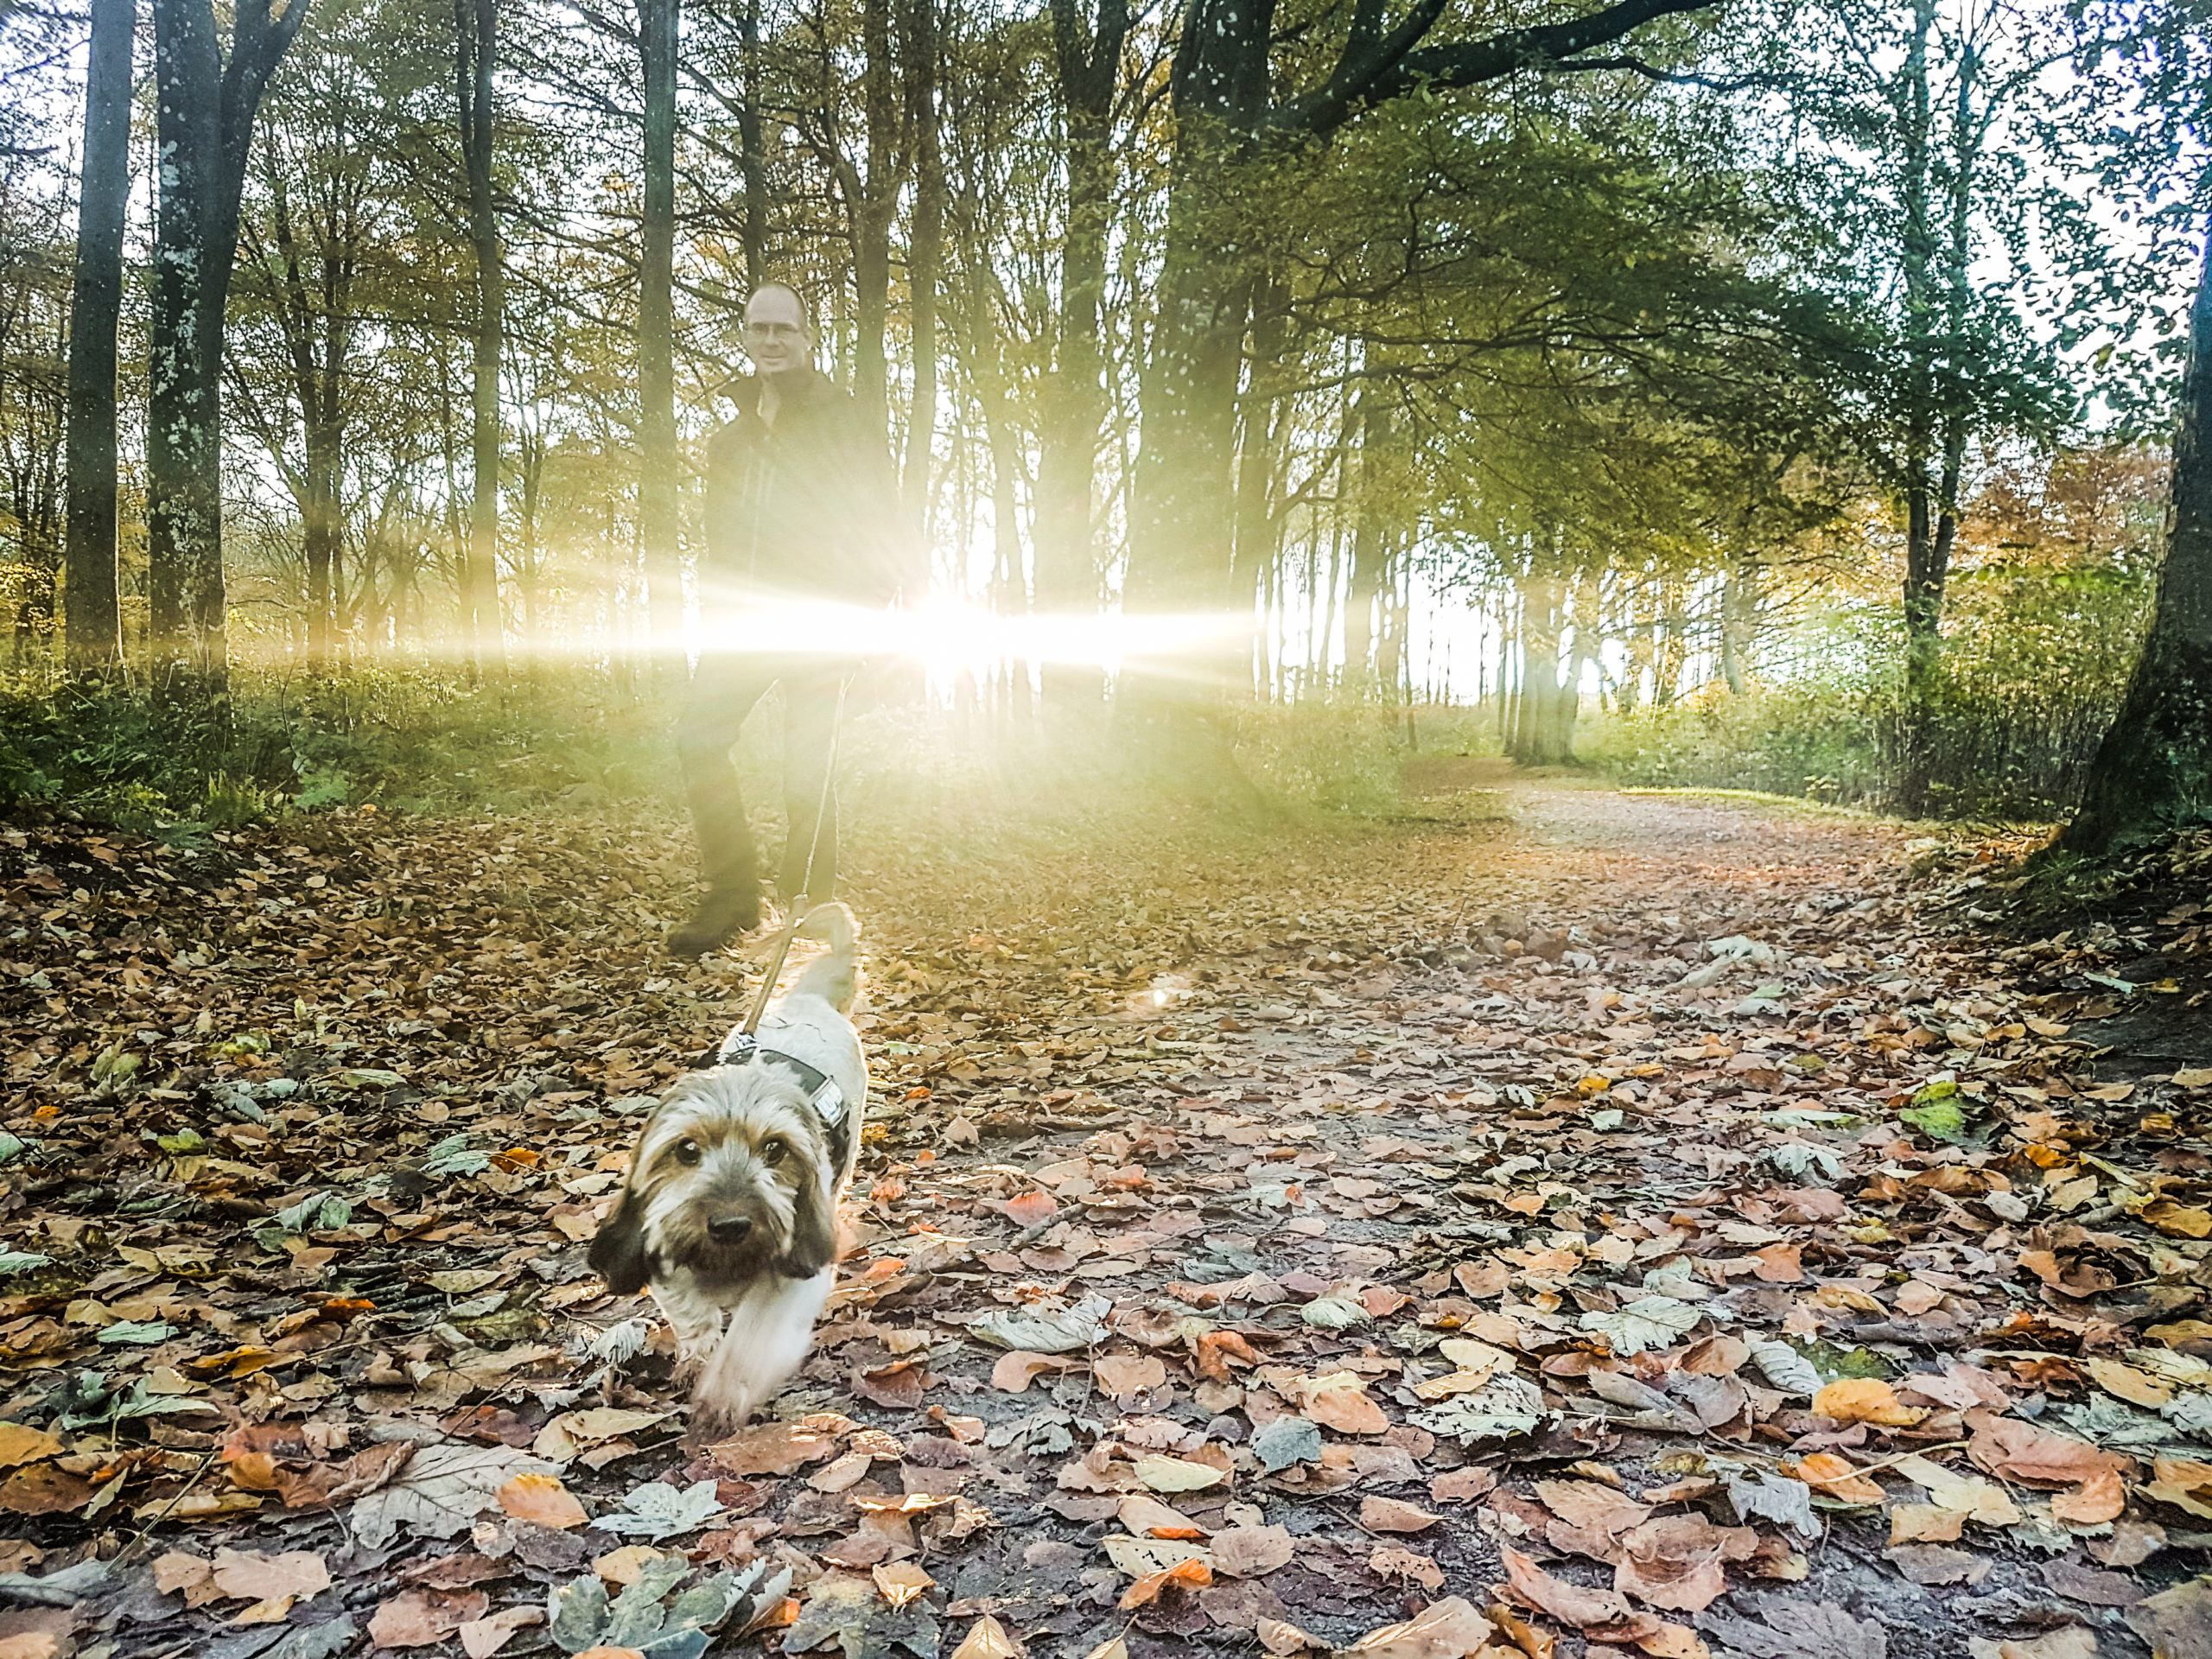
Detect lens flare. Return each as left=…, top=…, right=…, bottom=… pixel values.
left=694, top=593, right=1251, bottom=691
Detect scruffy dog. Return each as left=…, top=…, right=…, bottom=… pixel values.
left=589, top=904, right=865, bottom=1428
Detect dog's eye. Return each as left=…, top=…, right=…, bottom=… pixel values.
left=761, top=1140, right=787, bottom=1166
left=675, top=1139, right=702, bottom=1166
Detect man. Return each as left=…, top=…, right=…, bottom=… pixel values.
left=668, top=281, right=912, bottom=958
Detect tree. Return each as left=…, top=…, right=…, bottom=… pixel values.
left=145, top=0, right=312, bottom=704
left=455, top=0, right=504, bottom=674
left=2063, top=228, right=2212, bottom=853
left=1033, top=0, right=1128, bottom=707
left=61, top=0, right=132, bottom=677
left=638, top=0, right=681, bottom=665
left=1118, top=0, right=1719, bottom=757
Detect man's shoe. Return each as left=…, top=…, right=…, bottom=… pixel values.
left=666, top=888, right=760, bottom=958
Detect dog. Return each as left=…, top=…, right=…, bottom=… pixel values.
left=589, top=902, right=866, bottom=1428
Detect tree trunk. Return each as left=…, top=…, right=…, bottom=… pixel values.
left=456, top=0, right=504, bottom=675
left=1343, top=389, right=1395, bottom=696
left=1719, top=552, right=1759, bottom=694
left=1034, top=0, right=1128, bottom=709
left=146, top=0, right=308, bottom=709
left=63, top=0, right=133, bottom=679
left=2063, top=227, right=2212, bottom=854
left=639, top=0, right=682, bottom=668
left=852, top=0, right=899, bottom=435
left=901, top=0, right=942, bottom=522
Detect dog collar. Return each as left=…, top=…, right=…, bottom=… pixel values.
left=702, top=1030, right=853, bottom=1167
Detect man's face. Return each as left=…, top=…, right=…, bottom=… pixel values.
left=743, top=287, right=811, bottom=377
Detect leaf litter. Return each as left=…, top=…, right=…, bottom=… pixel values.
left=0, top=779, right=2210, bottom=1656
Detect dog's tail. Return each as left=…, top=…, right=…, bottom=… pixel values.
left=788, top=901, right=861, bottom=1013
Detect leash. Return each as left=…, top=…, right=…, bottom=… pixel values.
left=742, top=673, right=849, bottom=1037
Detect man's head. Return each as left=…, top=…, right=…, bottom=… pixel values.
left=743, top=283, right=813, bottom=377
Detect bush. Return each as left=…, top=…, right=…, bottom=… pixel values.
left=1580, top=558, right=2152, bottom=821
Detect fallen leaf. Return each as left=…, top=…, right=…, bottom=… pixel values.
left=1367, top=1543, right=1444, bottom=1592
left=1789, top=1452, right=1884, bottom=1504
left=371, top=1587, right=492, bottom=1649
left=1210, top=1525, right=1295, bottom=1577
left=873, top=1560, right=934, bottom=1609
left=989, top=1351, right=1070, bottom=1393
left=350, top=1443, right=558, bottom=1549
left=1095, top=1353, right=1167, bottom=1399
left=210, top=1548, right=330, bottom=1604
left=497, top=1471, right=587, bottom=1529
left=1812, top=1379, right=1924, bottom=1427
left=2050, top=1468, right=2126, bottom=1526
left=1502, top=1544, right=1631, bottom=1626
left=1119, top=1554, right=1210, bottom=1610
left=1119, top=1493, right=1208, bottom=1540
left=2125, top=1576, right=2212, bottom=1658
left=1135, top=1454, right=1226, bottom=1492
left=1360, top=1496, right=1440, bottom=1534
left=1342, top=1595, right=1497, bottom=1659
left=950, top=1615, right=1022, bottom=1659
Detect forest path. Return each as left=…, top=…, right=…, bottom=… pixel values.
left=6, top=767, right=2207, bottom=1658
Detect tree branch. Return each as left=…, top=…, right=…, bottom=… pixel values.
left=1273, top=0, right=1721, bottom=136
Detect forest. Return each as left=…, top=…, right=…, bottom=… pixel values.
left=0, top=0, right=2207, bottom=835
left=10, top=2, right=2212, bottom=1656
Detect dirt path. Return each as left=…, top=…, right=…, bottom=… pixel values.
left=4, top=772, right=2209, bottom=1659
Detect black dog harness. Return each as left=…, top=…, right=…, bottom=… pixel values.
left=697, top=1029, right=855, bottom=1174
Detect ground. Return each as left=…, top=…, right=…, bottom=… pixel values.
left=3, top=763, right=2210, bottom=1659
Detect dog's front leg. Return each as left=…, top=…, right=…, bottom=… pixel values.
left=690, top=1268, right=836, bottom=1433
left=649, top=1276, right=732, bottom=1365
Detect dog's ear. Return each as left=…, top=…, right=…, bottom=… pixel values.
left=588, top=1189, right=653, bottom=1296
left=776, top=1169, right=839, bottom=1280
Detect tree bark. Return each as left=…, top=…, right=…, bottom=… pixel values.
left=1343, top=388, right=1395, bottom=696
left=455, top=0, right=504, bottom=675
left=852, top=0, right=900, bottom=436
left=639, top=0, right=682, bottom=667
left=901, top=0, right=942, bottom=519
left=1034, top=0, right=1128, bottom=709
left=145, top=0, right=309, bottom=708
left=2063, top=227, right=2212, bottom=854
left=63, top=0, right=133, bottom=679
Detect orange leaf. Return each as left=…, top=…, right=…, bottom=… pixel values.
left=1004, top=1191, right=1058, bottom=1227
left=1118, top=1555, right=1211, bottom=1610
left=1811, top=1379, right=1924, bottom=1428
left=497, top=1473, right=587, bottom=1530
left=2050, top=1467, right=2126, bottom=1525
left=1790, top=1452, right=1884, bottom=1504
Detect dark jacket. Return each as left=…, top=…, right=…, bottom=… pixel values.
left=701, top=367, right=911, bottom=614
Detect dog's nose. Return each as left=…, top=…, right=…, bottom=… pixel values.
left=708, top=1214, right=753, bottom=1244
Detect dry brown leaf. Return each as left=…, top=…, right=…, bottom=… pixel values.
left=370, top=1588, right=492, bottom=1649
left=2141, top=1454, right=2212, bottom=1519
left=708, top=1421, right=840, bottom=1477
left=1811, top=1378, right=1924, bottom=1427
left=0, top=1427, right=61, bottom=1471
left=1611, top=1516, right=1751, bottom=1614
left=590, top=1546, right=668, bottom=1586
left=1368, top=1543, right=1445, bottom=1592
left=1095, top=1353, right=1168, bottom=1398
left=1302, top=1377, right=1389, bottom=1436
left=1967, top=1414, right=2132, bottom=1488
left=2088, top=1358, right=2172, bottom=1408
left=1532, top=1478, right=1651, bottom=1535
left=1790, top=1452, right=1885, bottom=1504
left=1361, top=1496, right=1440, bottom=1534
left=1890, top=1503, right=1966, bottom=1544
left=1119, top=1493, right=1208, bottom=1540
left=1501, top=1544, right=1632, bottom=1627
left=458, top=1607, right=544, bottom=1659
left=950, top=1616, right=1023, bottom=1659
left=1211, top=1525, right=1295, bottom=1577
left=1257, top=1618, right=1330, bottom=1656
left=1119, top=1554, right=1211, bottom=1610
left=1430, top=1467, right=1497, bottom=1504
left=873, top=1560, right=935, bottom=1609
left=210, top=1548, right=330, bottom=1605
left=1343, top=1595, right=1498, bottom=1659
left=2050, top=1468, right=2126, bottom=1527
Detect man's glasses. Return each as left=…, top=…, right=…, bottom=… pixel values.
left=744, top=320, right=805, bottom=340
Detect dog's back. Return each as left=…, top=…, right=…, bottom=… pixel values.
left=786, top=901, right=861, bottom=1014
